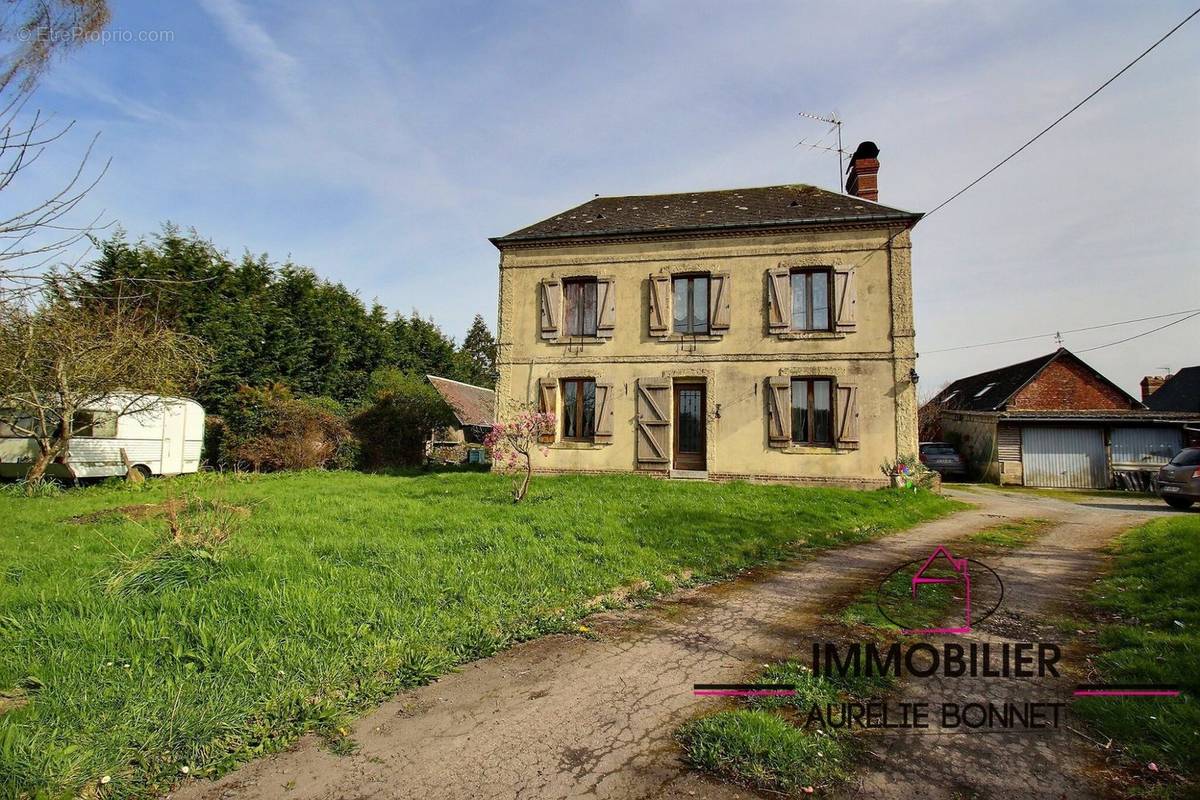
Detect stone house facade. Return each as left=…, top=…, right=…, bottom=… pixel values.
left=490, top=145, right=922, bottom=488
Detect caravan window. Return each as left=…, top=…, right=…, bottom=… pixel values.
left=0, top=410, right=38, bottom=438
left=73, top=410, right=117, bottom=438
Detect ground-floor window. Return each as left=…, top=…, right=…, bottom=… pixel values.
left=561, top=378, right=596, bottom=441
left=791, top=378, right=832, bottom=444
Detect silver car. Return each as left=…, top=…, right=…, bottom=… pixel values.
left=919, top=441, right=967, bottom=479
left=1157, top=447, right=1200, bottom=510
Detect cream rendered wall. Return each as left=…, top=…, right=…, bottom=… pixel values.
left=495, top=227, right=917, bottom=487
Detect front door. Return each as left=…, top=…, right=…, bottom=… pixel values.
left=673, top=383, right=706, bottom=470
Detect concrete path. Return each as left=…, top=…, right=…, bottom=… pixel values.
left=171, top=489, right=1171, bottom=800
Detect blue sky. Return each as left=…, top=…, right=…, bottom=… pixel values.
left=21, top=0, right=1200, bottom=393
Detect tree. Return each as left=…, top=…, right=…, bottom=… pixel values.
left=0, top=1, right=112, bottom=295
left=219, top=384, right=354, bottom=472
left=350, top=368, right=455, bottom=468
left=484, top=409, right=555, bottom=503
left=1, top=1, right=111, bottom=97
left=456, top=314, right=497, bottom=386
left=0, top=298, right=208, bottom=484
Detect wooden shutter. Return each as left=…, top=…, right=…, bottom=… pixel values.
left=594, top=382, right=615, bottom=441
left=648, top=274, right=671, bottom=336
left=539, top=279, right=561, bottom=340
left=834, top=267, right=857, bottom=332
left=635, top=378, right=670, bottom=467
left=836, top=383, right=859, bottom=449
left=767, top=376, right=791, bottom=447
left=709, top=272, right=731, bottom=331
left=596, top=277, right=616, bottom=338
left=538, top=378, right=558, bottom=443
left=767, top=268, right=790, bottom=332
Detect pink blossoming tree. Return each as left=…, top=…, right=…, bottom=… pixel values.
left=484, top=409, right=555, bottom=503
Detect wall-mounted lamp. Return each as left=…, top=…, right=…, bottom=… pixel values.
left=909, top=368, right=920, bottom=385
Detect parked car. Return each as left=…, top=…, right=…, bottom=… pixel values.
left=919, top=441, right=967, bottom=479
left=1156, top=447, right=1200, bottom=510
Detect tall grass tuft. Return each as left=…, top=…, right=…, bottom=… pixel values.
left=104, top=494, right=246, bottom=596
left=0, top=477, right=63, bottom=498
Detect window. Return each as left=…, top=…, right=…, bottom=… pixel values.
left=561, top=378, right=596, bottom=441
left=790, top=269, right=832, bottom=331
left=672, top=274, right=709, bottom=334
left=1169, top=448, right=1200, bottom=467
left=973, top=382, right=997, bottom=398
left=563, top=278, right=598, bottom=337
left=790, top=378, right=833, bottom=444
left=72, top=410, right=117, bottom=438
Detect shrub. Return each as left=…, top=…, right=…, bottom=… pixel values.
left=220, top=383, right=354, bottom=471
left=351, top=368, right=456, bottom=468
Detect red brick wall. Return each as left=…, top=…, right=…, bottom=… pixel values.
left=1009, top=359, right=1133, bottom=410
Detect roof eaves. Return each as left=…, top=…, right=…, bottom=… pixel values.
left=490, top=210, right=923, bottom=248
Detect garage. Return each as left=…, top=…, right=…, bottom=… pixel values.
left=1111, top=426, right=1183, bottom=467
left=1021, top=426, right=1107, bottom=489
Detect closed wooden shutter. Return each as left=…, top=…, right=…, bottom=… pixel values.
left=836, top=384, right=859, bottom=449
left=833, top=267, right=857, bottom=332
left=997, top=424, right=1021, bottom=462
left=635, top=378, right=670, bottom=467
left=648, top=274, right=671, bottom=336
left=767, top=268, right=790, bottom=332
left=594, top=382, right=615, bottom=441
left=767, top=376, right=791, bottom=446
left=538, top=378, right=558, bottom=443
left=709, top=272, right=731, bottom=331
left=539, top=279, right=561, bottom=340
left=596, top=277, right=616, bottom=338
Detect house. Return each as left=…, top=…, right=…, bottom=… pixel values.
left=426, top=375, right=495, bottom=464
left=489, top=142, right=922, bottom=488
left=928, top=349, right=1198, bottom=489
left=1143, top=366, right=1200, bottom=447
left=909, top=545, right=971, bottom=634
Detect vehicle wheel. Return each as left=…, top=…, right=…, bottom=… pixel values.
left=1164, top=496, right=1195, bottom=510
left=132, top=464, right=152, bottom=480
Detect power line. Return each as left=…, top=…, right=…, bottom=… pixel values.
left=923, top=5, right=1200, bottom=221
left=1077, top=310, right=1200, bottom=353
left=923, top=308, right=1200, bottom=354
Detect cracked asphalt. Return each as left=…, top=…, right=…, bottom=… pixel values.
left=169, top=488, right=1171, bottom=800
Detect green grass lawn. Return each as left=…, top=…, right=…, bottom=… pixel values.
left=1074, top=514, right=1200, bottom=797
left=0, top=470, right=962, bottom=799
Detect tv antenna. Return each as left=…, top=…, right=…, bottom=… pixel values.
left=796, top=111, right=849, bottom=187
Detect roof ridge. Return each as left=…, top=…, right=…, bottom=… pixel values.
left=426, top=374, right=496, bottom=394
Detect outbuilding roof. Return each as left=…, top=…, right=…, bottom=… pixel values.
left=427, top=375, right=495, bottom=428
left=929, top=348, right=1142, bottom=413
left=1146, top=366, right=1200, bottom=413
left=491, top=184, right=921, bottom=245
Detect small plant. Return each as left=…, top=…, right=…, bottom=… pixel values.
left=0, top=476, right=63, bottom=498
left=483, top=409, right=555, bottom=503
left=880, top=454, right=936, bottom=490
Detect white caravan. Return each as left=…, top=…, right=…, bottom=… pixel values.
left=0, top=395, right=205, bottom=479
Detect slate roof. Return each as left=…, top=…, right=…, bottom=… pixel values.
left=1146, top=366, right=1200, bottom=412
left=929, top=348, right=1142, bottom=413
left=491, top=184, right=921, bottom=245
left=930, top=351, right=1062, bottom=412
left=427, top=375, right=495, bottom=428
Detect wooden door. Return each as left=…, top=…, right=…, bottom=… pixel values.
left=673, top=383, right=706, bottom=470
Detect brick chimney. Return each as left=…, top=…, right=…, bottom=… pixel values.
left=845, top=141, right=880, bottom=201
left=1140, top=375, right=1167, bottom=402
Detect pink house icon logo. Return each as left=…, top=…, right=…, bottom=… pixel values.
left=904, top=545, right=972, bottom=635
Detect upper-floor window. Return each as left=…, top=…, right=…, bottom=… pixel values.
left=563, top=278, right=598, bottom=337
left=791, top=378, right=833, bottom=445
left=561, top=378, right=596, bottom=441
left=672, top=274, right=709, bottom=335
left=790, top=269, right=832, bottom=331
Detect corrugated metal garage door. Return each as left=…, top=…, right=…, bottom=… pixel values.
left=1021, top=426, right=1108, bottom=488
left=1111, top=427, right=1183, bottom=467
